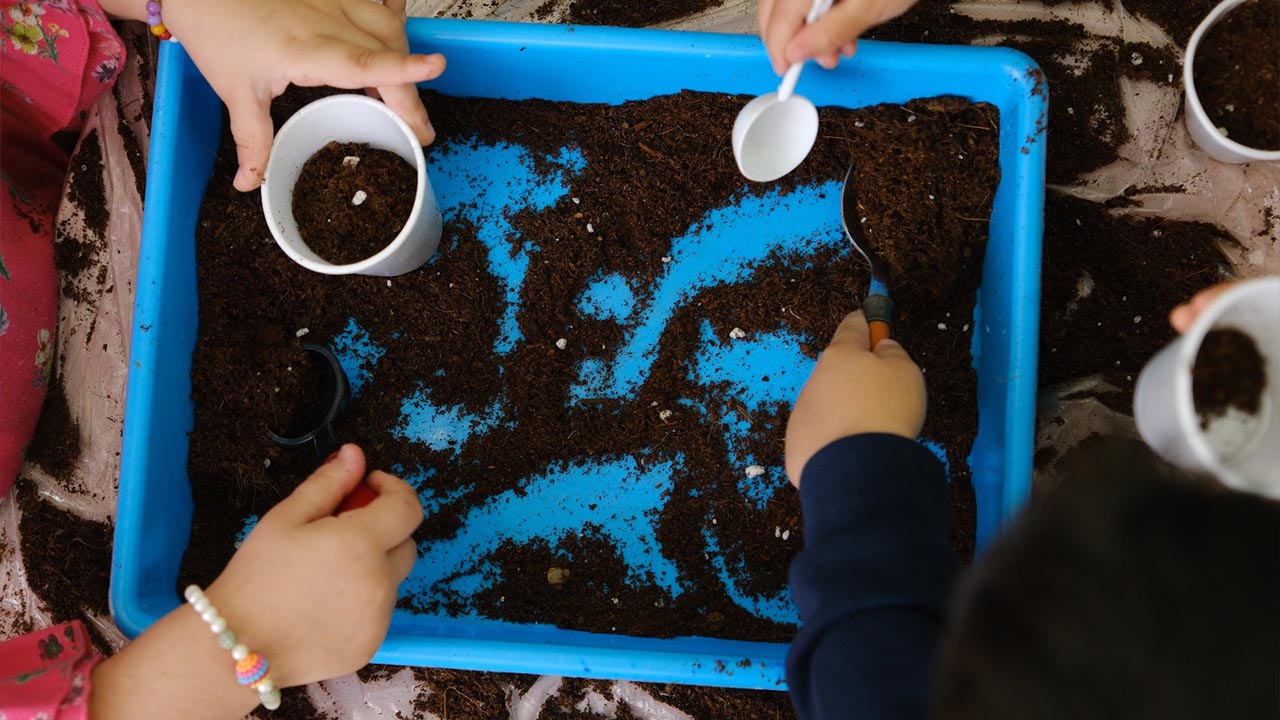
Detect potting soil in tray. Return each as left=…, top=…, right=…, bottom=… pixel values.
left=183, top=87, right=998, bottom=642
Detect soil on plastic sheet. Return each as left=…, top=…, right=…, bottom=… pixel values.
left=1037, top=191, right=1232, bottom=411
left=291, top=142, right=418, bottom=265
left=866, top=0, right=1182, bottom=184
left=182, top=85, right=997, bottom=648
left=1193, top=328, right=1268, bottom=426
left=25, top=377, right=82, bottom=479
left=1192, top=0, right=1280, bottom=150
left=563, top=0, right=724, bottom=27
left=15, top=478, right=113, bottom=651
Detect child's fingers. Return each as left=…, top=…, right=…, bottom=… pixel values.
left=786, top=3, right=875, bottom=66
left=304, top=39, right=447, bottom=89
left=872, top=338, right=912, bottom=362
left=226, top=91, right=274, bottom=192
left=383, top=0, right=407, bottom=16
left=830, top=310, right=871, bottom=350
left=350, top=470, right=425, bottom=550
left=764, top=0, right=812, bottom=75
left=342, top=0, right=410, bottom=52
left=757, top=0, right=776, bottom=35
left=387, top=538, right=418, bottom=582
left=376, top=83, right=437, bottom=145
left=1169, top=281, right=1236, bottom=333
left=269, top=444, right=367, bottom=525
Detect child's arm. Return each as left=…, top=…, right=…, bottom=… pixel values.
left=784, top=311, right=956, bottom=720
left=98, top=0, right=445, bottom=192
left=88, top=444, right=423, bottom=718
left=757, top=0, right=919, bottom=75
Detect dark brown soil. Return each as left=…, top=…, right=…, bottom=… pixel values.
left=65, top=129, right=109, bottom=241
left=15, top=478, right=113, bottom=647
left=1192, top=0, right=1280, bottom=150
left=292, top=142, right=418, bottom=265
left=867, top=1, right=1182, bottom=184
left=183, top=87, right=997, bottom=646
left=25, top=376, right=81, bottom=479
left=1193, top=328, right=1268, bottom=426
left=564, top=0, right=724, bottom=27
left=1037, top=191, right=1231, bottom=410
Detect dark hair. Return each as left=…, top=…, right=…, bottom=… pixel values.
left=934, top=437, right=1280, bottom=720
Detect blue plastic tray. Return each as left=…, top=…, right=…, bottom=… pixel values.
left=112, top=19, right=1044, bottom=690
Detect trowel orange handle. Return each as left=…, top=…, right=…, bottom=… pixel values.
left=869, top=320, right=891, bottom=349
left=863, top=294, right=895, bottom=350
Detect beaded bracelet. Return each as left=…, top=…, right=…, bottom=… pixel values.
left=184, top=585, right=283, bottom=711
left=145, top=0, right=172, bottom=40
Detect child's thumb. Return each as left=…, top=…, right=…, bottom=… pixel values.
left=226, top=92, right=274, bottom=192
left=271, top=444, right=367, bottom=524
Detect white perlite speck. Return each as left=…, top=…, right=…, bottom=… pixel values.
left=729, top=327, right=747, bottom=340
left=661, top=256, right=672, bottom=263
left=775, top=526, right=781, bottom=538
left=745, top=465, right=766, bottom=478
left=782, top=529, right=791, bottom=541
left=937, top=323, right=948, bottom=330
left=386, top=280, right=392, bottom=287
left=295, top=327, right=310, bottom=338
left=572, top=197, right=580, bottom=204
left=352, top=190, right=368, bottom=206
left=555, top=338, right=568, bottom=350
left=342, top=156, right=360, bottom=168
left=1134, top=316, right=1142, bottom=323
left=263, top=458, right=271, bottom=469
left=1131, top=52, right=1143, bottom=65
left=586, top=222, right=594, bottom=233
left=658, top=409, right=673, bottom=421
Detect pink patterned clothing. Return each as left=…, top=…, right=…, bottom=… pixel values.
left=0, top=622, right=103, bottom=719
left=0, top=0, right=125, bottom=496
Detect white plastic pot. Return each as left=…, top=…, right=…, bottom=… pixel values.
left=1183, top=0, right=1280, bottom=164
left=1134, top=277, right=1280, bottom=499
left=261, top=94, right=442, bottom=276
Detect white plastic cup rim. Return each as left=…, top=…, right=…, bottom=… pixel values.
left=261, top=94, right=437, bottom=276
left=1134, top=277, right=1280, bottom=498
left=1182, top=0, right=1280, bottom=164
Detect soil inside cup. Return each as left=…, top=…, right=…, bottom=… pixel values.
left=1193, top=327, right=1268, bottom=428
left=292, top=142, right=418, bottom=265
left=1192, top=0, right=1280, bottom=150
left=267, top=348, right=329, bottom=441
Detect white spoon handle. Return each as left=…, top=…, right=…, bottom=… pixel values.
left=776, top=0, right=835, bottom=102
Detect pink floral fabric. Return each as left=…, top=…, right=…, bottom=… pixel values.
left=0, top=621, right=103, bottom=719
left=0, top=0, right=125, bottom=495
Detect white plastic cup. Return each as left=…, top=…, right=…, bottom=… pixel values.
left=1183, top=0, right=1280, bottom=164
left=261, top=94, right=443, bottom=276
left=1134, top=277, right=1280, bottom=499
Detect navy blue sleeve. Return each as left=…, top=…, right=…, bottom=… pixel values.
left=786, top=433, right=958, bottom=720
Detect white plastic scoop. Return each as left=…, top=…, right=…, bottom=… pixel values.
left=732, top=0, right=834, bottom=182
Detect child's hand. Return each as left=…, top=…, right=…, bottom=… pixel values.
left=785, top=310, right=926, bottom=487
left=1169, top=281, right=1238, bottom=333
left=758, top=0, right=918, bottom=74
left=164, top=0, right=446, bottom=191
left=203, top=443, right=422, bottom=686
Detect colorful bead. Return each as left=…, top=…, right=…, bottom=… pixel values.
left=235, top=653, right=270, bottom=686
left=149, top=22, right=167, bottom=37
left=146, top=1, right=161, bottom=13
left=184, top=585, right=201, bottom=603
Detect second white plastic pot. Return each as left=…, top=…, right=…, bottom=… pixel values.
left=1134, top=277, right=1280, bottom=499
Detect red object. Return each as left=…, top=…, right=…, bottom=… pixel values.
left=336, top=482, right=378, bottom=513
